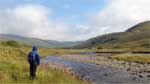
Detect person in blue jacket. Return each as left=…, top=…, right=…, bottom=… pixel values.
left=28, top=46, right=40, bottom=80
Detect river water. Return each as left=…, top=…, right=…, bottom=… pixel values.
left=41, top=54, right=149, bottom=84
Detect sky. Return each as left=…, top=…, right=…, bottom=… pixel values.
left=0, top=0, right=150, bottom=41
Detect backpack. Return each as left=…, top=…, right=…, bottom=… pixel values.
left=28, top=51, right=37, bottom=64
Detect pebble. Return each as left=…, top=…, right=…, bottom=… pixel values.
left=104, top=73, right=108, bottom=77
left=139, top=75, right=143, bottom=78
left=147, top=75, right=150, bottom=78
left=133, top=77, right=136, bottom=80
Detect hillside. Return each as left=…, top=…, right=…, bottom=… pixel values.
left=74, top=21, right=150, bottom=49
left=0, top=34, right=80, bottom=48
left=0, top=40, right=89, bottom=84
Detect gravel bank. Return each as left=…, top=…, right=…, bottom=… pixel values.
left=41, top=54, right=150, bottom=84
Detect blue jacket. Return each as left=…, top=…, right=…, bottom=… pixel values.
left=28, top=46, right=40, bottom=65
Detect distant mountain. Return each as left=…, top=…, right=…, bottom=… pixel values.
left=74, top=21, right=150, bottom=49
left=1, top=21, right=150, bottom=49
left=0, top=34, right=80, bottom=48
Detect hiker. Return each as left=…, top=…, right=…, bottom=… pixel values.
left=28, top=46, right=40, bottom=80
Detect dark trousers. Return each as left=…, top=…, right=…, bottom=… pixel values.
left=30, top=63, right=37, bottom=79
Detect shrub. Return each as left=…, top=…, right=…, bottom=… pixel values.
left=1, top=40, right=20, bottom=47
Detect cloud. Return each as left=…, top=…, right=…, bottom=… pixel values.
left=0, top=0, right=150, bottom=41
left=0, top=4, right=50, bottom=38
left=90, top=0, right=150, bottom=35
left=0, top=4, right=89, bottom=41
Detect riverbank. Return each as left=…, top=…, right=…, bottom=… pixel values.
left=42, top=53, right=150, bottom=84
left=61, top=54, right=150, bottom=81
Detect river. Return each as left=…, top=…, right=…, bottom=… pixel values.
left=41, top=53, right=149, bottom=84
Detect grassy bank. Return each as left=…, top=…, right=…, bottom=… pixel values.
left=0, top=46, right=89, bottom=84
left=111, top=54, right=150, bottom=63
left=22, top=47, right=87, bottom=58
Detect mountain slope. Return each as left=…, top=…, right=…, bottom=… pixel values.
left=126, top=21, right=150, bottom=32
left=0, top=34, right=80, bottom=48
left=74, top=21, right=150, bottom=49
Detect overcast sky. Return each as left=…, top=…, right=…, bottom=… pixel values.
left=0, top=0, right=150, bottom=41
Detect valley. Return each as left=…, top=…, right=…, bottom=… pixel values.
left=0, top=21, right=150, bottom=84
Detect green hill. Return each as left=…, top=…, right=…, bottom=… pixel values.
left=0, top=34, right=80, bottom=48
left=74, top=21, right=150, bottom=50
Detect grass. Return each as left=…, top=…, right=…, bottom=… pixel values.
left=21, top=47, right=87, bottom=58
left=111, top=54, right=150, bottom=63
left=0, top=43, right=90, bottom=84
left=93, top=49, right=129, bottom=53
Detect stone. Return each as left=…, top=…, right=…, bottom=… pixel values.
left=127, top=68, right=131, bottom=71
left=146, top=70, right=150, bottom=73
left=133, top=77, right=136, bottom=80
left=147, top=75, right=150, bottom=78
left=104, top=73, right=108, bottom=77
left=139, top=75, right=143, bottom=78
